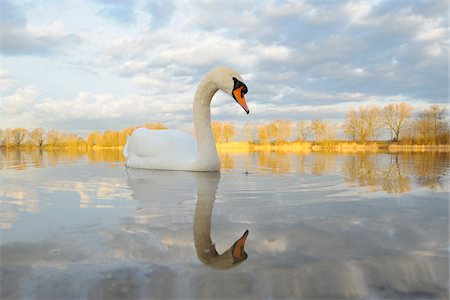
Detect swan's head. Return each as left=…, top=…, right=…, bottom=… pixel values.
left=207, top=66, right=249, bottom=114
left=230, top=229, right=249, bottom=265
left=196, top=229, right=249, bottom=269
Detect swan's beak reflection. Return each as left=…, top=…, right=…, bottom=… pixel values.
left=232, top=229, right=249, bottom=264
left=233, top=86, right=250, bottom=114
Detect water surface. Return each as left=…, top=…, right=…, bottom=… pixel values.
left=1, top=149, right=449, bottom=299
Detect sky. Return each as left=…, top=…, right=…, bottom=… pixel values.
left=0, top=0, right=448, bottom=136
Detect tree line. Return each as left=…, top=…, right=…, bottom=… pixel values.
left=232, top=103, right=448, bottom=145
left=0, top=127, right=87, bottom=148
left=0, top=123, right=167, bottom=148
left=343, top=103, right=449, bottom=145
left=1, top=103, right=448, bottom=148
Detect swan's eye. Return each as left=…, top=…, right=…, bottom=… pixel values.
left=232, top=77, right=248, bottom=94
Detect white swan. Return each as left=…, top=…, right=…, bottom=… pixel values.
left=123, top=66, right=249, bottom=171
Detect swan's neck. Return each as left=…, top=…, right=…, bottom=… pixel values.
left=193, top=78, right=219, bottom=169
left=194, top=174, right=221, bottom=265
left=193, top=185, right=217, bottom=261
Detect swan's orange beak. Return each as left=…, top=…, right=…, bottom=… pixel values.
left=232, top=229, right=249, bottom=264
left=233, top=86, right=249, bottom=114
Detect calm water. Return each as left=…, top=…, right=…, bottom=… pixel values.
left=1, top=149, right=449, bottom=299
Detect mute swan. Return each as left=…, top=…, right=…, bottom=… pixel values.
left=123, top=66, right=249, bottom=171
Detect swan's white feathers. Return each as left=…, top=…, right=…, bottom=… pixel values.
left=124, top=128, right=196, bottom=170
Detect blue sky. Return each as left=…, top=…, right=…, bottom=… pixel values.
left=0, top=0, right=448, bottom=136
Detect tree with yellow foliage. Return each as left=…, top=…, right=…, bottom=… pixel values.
left=144, top=123, right=167, bottom=130
left=87, top=131, right=100, bottom=147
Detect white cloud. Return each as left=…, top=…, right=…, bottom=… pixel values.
left=1, top=85, right=40, bottom=115
left=132, top=75, right=166, bottom=89
left=254, top=44, right=292, bottom=61
left=117, top=60, right=149, bottom=77
left=158, top=32, right=249, bottom=68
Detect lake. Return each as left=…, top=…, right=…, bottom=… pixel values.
left=1, top=149, right=449, bottom=299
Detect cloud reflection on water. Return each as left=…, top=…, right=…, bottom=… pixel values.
left=0, top=149, right=448, bottom=299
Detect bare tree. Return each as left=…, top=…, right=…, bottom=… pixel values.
left=268, top=121, right=279, bottom=143
left=311, top=120, right=336, bottom=144
left=276, top=119, right=293, bottom=143
left=243, top=123, right=257, bottom=143
left=222, top=122, right=236, bottom=143
left=46, top=129, right=60, bottom=147
left=354, top=106, right=381, bottom=143
left=11, top=128, right=28, bottom=146
left=31, top=127, right=45, bottom=147
left=369, top=106, right=383, bottom=141
left=427, top=104, right=447, bottom=144
left=296, top=120, right=309, bottom=141
left=415, top=104, right=448, bottom=144
left=311, top=119, right=326, bottom=142
left=383, top=103, right=413, bottom=142
left=343, top=110, right=358, bottom=142
left=258, top=124, right=270, bottom=144
left=58, top=132, right=67, bottom=148
left=325, top=122, right=337, bottom=143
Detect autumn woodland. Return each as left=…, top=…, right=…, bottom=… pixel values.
left=2, top=103, right=449, bottom=150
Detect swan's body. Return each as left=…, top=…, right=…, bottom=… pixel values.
left=124, top=128, right=197, bottom=170
left=123, top=66, right=249, bottom=171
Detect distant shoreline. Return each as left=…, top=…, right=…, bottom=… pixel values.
left=2, top=142, right=450, bottom=152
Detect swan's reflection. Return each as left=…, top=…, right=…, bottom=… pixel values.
left=194, top=171, right=248, bottom=269
left=125, top=169, right=249, bottom=269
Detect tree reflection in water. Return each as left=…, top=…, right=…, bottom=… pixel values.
left=342, top=152, right=449, bottom=193
left=1, top=149, right=448, bottom=194
left=408, top=152, right=449, bottom=190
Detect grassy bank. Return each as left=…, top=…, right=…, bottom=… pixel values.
left=216, top=142, right=450, bottom=153
left=387, top=144, right=450, bottom=152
